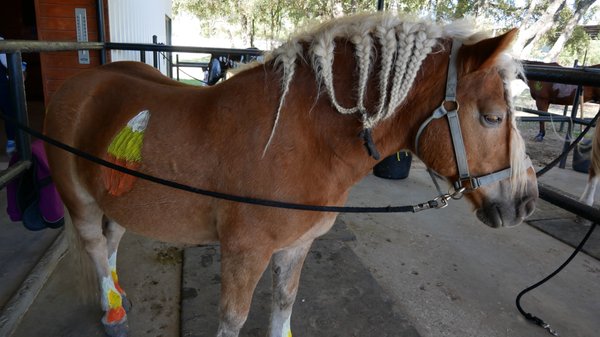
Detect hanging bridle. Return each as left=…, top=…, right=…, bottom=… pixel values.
left=414, top=40, right=513, bottom=205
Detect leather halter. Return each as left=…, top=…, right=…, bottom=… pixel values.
left=414, top=40, right=512, bottom=199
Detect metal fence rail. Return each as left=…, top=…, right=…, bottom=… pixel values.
left=524, top=64, right=600, bottom=87
left=516, top=106, right=595, bottom=126
left=1, top=39, right=600, bottom=224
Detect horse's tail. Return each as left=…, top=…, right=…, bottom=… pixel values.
left=63, top=209, right=99, bottom=304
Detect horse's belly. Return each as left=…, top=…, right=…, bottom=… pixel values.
left=99, top=187, right=219, bottom=245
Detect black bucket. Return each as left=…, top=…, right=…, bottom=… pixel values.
left=373, top=151, right=412, bottom=180
left=573, top=138, right=592, bottom=173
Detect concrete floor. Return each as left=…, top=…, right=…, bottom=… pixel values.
left=340, top=169, right=600, bottom=337
left=0, top=160, right=599, bottom=337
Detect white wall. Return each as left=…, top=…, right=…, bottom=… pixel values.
left=108, top=0, right=172, bottom=74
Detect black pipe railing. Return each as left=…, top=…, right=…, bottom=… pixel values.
left=1, top=39, right=600, bottom=223
left=516, top=107, right=595, bottom=126
left=96, top=0, right=106, bottom=64
left=524, top=64, right=600, bottom=87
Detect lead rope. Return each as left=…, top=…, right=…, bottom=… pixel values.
left=516, top=109, right=600, bottom=336
left=515, top=223, right=596, bottom=337
left=0, top=112, right=458, bottom=214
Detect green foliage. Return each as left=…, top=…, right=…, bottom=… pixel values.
left=558, top=28, right=597, bottom=65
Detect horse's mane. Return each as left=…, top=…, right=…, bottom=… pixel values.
left=259, top=12, right=525, bottom=186
left=259, top=13, right=487, bottom=152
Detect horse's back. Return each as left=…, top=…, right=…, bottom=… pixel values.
left=45, top=61, right=196, bottom=167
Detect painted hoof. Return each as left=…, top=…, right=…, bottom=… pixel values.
left=102, top=316, right=129, bottom=337
left=121, top=294, right=133, bottom=313
left=533, top=132, right=545, bottom=142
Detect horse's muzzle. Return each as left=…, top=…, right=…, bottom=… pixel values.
left=475, top=177, right=538, bottom=228
left=476, top=195, right=537, bottom=228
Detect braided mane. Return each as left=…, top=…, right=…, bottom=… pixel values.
left=261, top=13, right=511, bottom=156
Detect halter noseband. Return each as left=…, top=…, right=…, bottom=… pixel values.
left=414, top=40, right=512, bottom=199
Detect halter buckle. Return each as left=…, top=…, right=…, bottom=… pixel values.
left=454, top=177, right=480, bottom=191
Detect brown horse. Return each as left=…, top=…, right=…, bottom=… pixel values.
left=524, top=60, right=600, bottom=141
left=44, top=13, right=537, bottom=337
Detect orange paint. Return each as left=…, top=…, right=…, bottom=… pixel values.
left=106, top=306, right=126, bottom=323
left=102, top=155, right=140, bottom=196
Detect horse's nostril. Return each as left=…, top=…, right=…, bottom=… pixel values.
left=520, top=196, right=536, bottom=218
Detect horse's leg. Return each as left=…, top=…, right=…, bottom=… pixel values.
left=579, top=119, right=600, bottom=224
left=580, top=170, right=598, bottom=206
left=535, top=100, right=549, bottom=142
left=104, top=218, right=132, bottom=312
left=268, top=240, right=312, bottom=337
left=216, top=245, right=273, bottom=337
left=74, top=211, right=129, bottom=337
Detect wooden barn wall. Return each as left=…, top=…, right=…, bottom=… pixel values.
left=34, top=0, right=109, bottom=104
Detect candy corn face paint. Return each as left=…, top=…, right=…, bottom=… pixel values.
left=102, top=110, right=150, bottom=196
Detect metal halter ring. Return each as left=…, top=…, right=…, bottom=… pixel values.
left=449, top=187, right=466, bottom=200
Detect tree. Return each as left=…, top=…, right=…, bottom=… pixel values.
left=173, top=0, right=378, bottom=47
left=513, top=0, right=598, bottom=62
left=173, top=0, right=598, bottom=63
left=544, top=0, right=597, bottom=61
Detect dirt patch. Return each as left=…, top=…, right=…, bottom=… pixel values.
left=154, top=246, right=183, bottom=265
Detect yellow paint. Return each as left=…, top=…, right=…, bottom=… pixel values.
left=107, top=110, right=150, bottom=162
left=111, top=269, right=119, bottom=283
left=108, top=128, right=144, bottom=162
left=107, top=289, right=122, bottom=309
left=287, top=331, right=292, bottom=337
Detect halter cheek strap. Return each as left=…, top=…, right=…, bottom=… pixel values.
left=415, top=40, right=513, bottom=196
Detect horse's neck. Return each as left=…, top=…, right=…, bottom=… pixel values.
left=216, top=43, right=450, bottom=195
left=376, top=48, right=450, bottom=156
left=272, top=42, right=450, bottom=181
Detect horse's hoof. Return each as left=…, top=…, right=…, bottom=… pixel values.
left=102, top=316, right=129, bottom=337
left=533, top=132, right=545, bottom=142
left=121, top=294, right=133, bottom=313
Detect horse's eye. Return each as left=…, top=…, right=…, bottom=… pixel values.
left=482, top=114, right=503, bottom=126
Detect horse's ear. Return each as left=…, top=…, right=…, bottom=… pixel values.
left=459, top=28, right=518, bottom=74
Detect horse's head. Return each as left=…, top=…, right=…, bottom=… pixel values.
left=266, top=14, right=536, bottom=227
left=415, top=29, right=537, bottom=228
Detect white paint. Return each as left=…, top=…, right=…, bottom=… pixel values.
left=108, top=252, right=117, bottom=271
left=552, top=83, right=577, bottom=99
left=108, top=0, right=172, bottom=74
left=281, top=317, right=291, bottom=337
left=127, top=110, right=151, bottom=132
